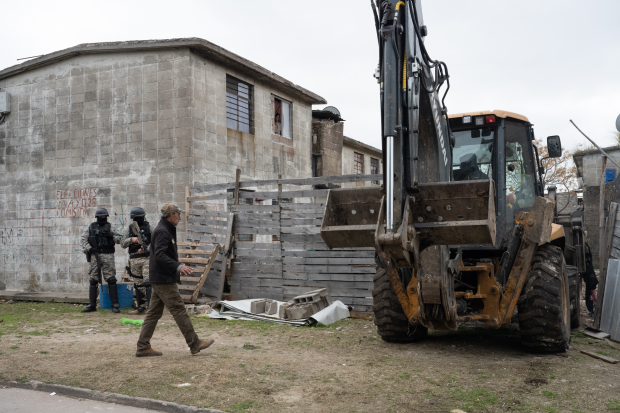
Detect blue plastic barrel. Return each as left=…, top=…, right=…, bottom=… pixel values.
left=99, top=283, right=134, bottom=309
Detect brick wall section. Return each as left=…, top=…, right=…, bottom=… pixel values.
left=0, top=49, right=314, bottom=292
left=311, top=119, right=343, bottom=177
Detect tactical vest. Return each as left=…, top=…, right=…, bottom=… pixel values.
left=128, top=221, right=151, bottom=255
left=88, top=222, right=115, bottom=254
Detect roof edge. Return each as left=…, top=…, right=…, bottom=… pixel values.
left=448, top=109, right=529, bottom=123
left=0, top=38, right=327, bottom=105
left=343, top=136, right=382, bottom=156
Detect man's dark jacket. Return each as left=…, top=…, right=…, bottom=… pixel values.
left=149, top=218, right=181, bottom=284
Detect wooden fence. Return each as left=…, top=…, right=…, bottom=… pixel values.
left=185, top=173, right=381, bottom=312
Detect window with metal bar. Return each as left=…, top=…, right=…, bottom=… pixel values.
left=354, top=152, right=365, bottom=174
left=226, top=75, right=253, bottom=134
left=371, top=157, right=379, bottom=184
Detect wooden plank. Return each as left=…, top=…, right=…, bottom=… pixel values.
left=233, top=242, right=282, bottom=250
left=350, top=312, right=372, bottom=321
left=233, top=256, right=282, bottom=264
left=237, top=189, right=329, bottom=199
left=280, top=203, right=325, bottom=210
left=188, top=217, right=230, bottom=227
left=280, top=234, right=324, bottom=242
left=580, top=349, right=619, bottom=364
left=281, top=242, right=331, bottom=250
left=197, top=234, right=225, bottom=243
left=234, top=221, right=280, bottom=229
left=192, top=243, right=220, bottom=302
left=232, top=249, right=280, bottom=258
left=279, top=227, right=321, bottom=235
left=191, top=174, right=381, bottom=194
left=595, top=201, right=619, bottom=329
left=280, top=212, right=325, bottom=219
left=177, top=249, right=212, bottom=256
left=282, top=257, right=375, bottom=265
left=235, top=227, right=280, bottom=236
left=584, top=329, right=610, bottom=339
left=279, top=218, right=323, bottom=227
left=283, top=265, right=375, bottom=274
left=282, top=250, right=374, bottom=258
left=187, top=224, right=228, bottom=235
left=229, top=205, right=280, bottom=212
left=179, top=257, right=212, bottom=265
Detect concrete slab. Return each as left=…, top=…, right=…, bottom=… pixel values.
left=0, top=388, right=152, bottom=412
left=0, top=291, right=88, bottom=304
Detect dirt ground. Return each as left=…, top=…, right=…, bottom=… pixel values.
left=0, top=300, right=619, bottom=413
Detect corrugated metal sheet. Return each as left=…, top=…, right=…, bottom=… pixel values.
left=601, top=258, right=620, bottom=341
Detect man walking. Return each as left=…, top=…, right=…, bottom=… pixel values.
left=80, top=208, right=123, bottom=313
left=121, top=207, right=153, bottom=314
left=135, top=204, right=214, bottom=357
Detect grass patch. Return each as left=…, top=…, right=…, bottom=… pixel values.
left=16, top=375, right=28, bottom=383
left=40, top=351, right=49, bottom=354
left=571, top=331, right=588, bottom=338
left=126, top=376, right=138, bottom=382
left=257, top=371, right=267, bottom=375
left=229, top=400, right=254, bottom=411
left=608, top=398, right=620, bottom=411
left=542, top=390, right=557, bottom=398
left=596, top=351, right=610, bottom=357
left=542, top=407, right=558, bottom=413
left=400, top=373, right=410, bottom=380
left=450, top=388, right=500, bottom=411
left=10, top=346, right=19, bottom=350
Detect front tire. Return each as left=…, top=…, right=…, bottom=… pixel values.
left=518, top=244, right=571, bottom=353
left=372, top=266, right=428, bottom=343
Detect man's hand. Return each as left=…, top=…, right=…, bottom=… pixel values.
left=180, top=265, right=193, bottom=275
left=132, top=237, right=140, bottom=244
left=138, top=248, right=144, bottom=254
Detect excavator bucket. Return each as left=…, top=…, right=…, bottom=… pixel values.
left=320, top=180, right=496, bottom=250
left=320, top=187, right=383, bottom=249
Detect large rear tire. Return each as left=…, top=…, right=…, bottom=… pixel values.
left=372, top=266, right=428, bottom=343
left=518, top=244, right=571, bottom=353
left=567, top=265, right=580, bottom=329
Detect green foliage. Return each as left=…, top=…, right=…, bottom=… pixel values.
left=596, top=350, right=610, bottom=356
left=400, top=373, right=410, bottom=380
left=450, top=387, right=500, bottom=411
left=16, top=375, right=28, bottom=383
left=10, top=346, right=19, bottom=350
left=543, top=390, right=557, bottom=398
left=40, top=351, right=49, bottom=354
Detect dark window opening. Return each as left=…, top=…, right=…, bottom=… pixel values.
left=273, top=97, right=291, bottom=138
left=371, top=157, right=379, bottom=184
left=226, top=75, right=253, bottom=134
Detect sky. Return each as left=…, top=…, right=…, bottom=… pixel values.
left=1, top=0, right=619, bottom=153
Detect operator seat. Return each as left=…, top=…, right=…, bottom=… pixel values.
left=453, top=153, right=489, bottom=181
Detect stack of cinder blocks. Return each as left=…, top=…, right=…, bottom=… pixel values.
left=250, top=299, right=278, bottom=315
left=279, top=288, right=334, bottom=320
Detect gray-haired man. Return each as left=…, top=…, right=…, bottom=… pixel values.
left=135, top=203, right=214, bottom=357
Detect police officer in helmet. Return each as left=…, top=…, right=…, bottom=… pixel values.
left=121, top=207, right=154, bottom=314
left=80, top=208, right=123, bottom=313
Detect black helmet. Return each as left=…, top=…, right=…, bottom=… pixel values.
left=95, top=208, right=109, bottom=217
left=130, top=207, right=146, bottom=220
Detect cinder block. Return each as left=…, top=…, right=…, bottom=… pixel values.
left=196, top=305, right=211, bottom=315
left=250, top=299, right=267, bottom=314
left=286, top=303, right=315, bottom=320
left=278, top=301, right=294, bottom=319
left=265, top=301, right=277, bottom=315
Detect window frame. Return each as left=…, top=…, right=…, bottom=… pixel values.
left=370, top=157, right=379, bottom=184
left=354, top=152, right=365, bottom=175
left=226, top=75, right=254, bottom=134
left=272, top=95, right=293, bottom=139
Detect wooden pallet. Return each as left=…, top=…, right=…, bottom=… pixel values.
left=177, top=242, right=221, bottom=304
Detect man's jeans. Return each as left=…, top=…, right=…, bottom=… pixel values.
left=137, top=283, right=200, bottom=352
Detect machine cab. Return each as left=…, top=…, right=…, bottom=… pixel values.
left=448, top=110, right=543, bottom=248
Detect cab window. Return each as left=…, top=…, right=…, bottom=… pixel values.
left=505, top=121, right=536, bottom=219
left=452, top=127, right=494, bottom=181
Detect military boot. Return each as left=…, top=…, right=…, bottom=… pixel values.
left=129, top=288, right=145, bottom=315
left=81, top=282, right=99, bottom=313
left=108, top=282, right=121, bottom=313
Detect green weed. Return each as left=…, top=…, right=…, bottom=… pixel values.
left=40, top=351, right=49, bottom=354
left=608, top=398, right=620, bottom=411
left=400, top=373, right=410, bottom=380
left=596, top=350, right=610, bottom=356
left=16, top=375, right=28, bottom=383
left=450, top=388, right=500, bottom=411
left=542, top=390, right=557, bottom=398
left=230, top=400, right=254, bottom=411
left=10, top=346, right=19, bottom=350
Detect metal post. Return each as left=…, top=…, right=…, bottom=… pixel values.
left=386, top=135, right=394, bottom=232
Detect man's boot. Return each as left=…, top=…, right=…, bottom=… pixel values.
left=129, top=288, right=145, bottom=315
left=81, top=281, right=99, bottom=313
left=108, top=281, right=121, bottom=313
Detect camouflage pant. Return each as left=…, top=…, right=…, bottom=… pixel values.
left=130, top=256, right=150, bottom=295
left=88, top=253, right=117, bottom=284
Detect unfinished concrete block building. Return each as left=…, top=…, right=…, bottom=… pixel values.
left=0, top=38, right=325, bottom=292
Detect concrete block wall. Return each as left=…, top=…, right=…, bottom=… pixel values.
left=311, top=119, right=344, bottom=178
left=341, top=141, right=382, bottom=189
left=581, top=153, right=620, bottom=187
left=0, top=48, right=314, bottom=292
